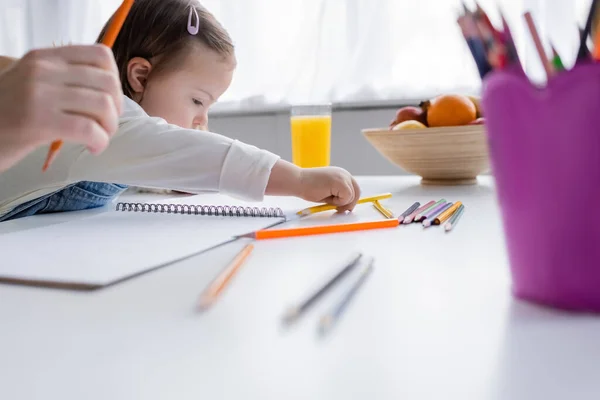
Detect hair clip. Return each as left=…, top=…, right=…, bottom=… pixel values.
left=187, top=5, right=199, bottom=35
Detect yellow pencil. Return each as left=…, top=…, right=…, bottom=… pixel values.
left=372, top=200, right=394, bottom=219
left=297, top=193, right=393, bottom=216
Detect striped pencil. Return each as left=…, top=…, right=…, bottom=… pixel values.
left=433, top=201, right=463, bottom=225
left=444, top=205, right=466, bottom=232
left=403, top=200, right=435, bottom=224
left=422, top=202, right=453, bottom=228
left=414, top=199, right=446, bottom=223
left=397, top=202, right=420, bottom=224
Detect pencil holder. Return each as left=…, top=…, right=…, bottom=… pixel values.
left=483, top=63, right=600, bottom=312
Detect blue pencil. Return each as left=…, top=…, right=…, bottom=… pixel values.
left=444, top=205, right=465, bottom=232
left=423, top=202, right=454, bottom=228
left=319, top=258, right=374, bottom=335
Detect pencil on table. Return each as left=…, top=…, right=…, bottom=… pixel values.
left=524, top=12, right=553, bottom=78
left=444, top=205, right=465, bottom=232
left=197, top=244, right=254, bottom=310
left=403, top=200, right=435, bottom=224
left=42, top=0, right=135, bottom=172
left=413, top=199, right=445, bottom=223
left=319, top=258, right=374, bottom=335
left=297, top=193, right=393, bottom=216
left=422, top=202, right=453, bottom=228
left=283, top=253, right=363, bottom=324
left=414, top=199, right=446, bottom=223
left=397, top=201, right=420, bottom=224
left=238, top=219, right=400, bottom=240
left=372, top=200, right=394, bottom=219
left=433, top=201, right=462, bottom=226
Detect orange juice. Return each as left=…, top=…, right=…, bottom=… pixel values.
left=290, top=115, right=331, bottom=168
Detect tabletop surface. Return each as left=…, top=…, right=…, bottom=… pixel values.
left=1, top=176, right=599, bottom=400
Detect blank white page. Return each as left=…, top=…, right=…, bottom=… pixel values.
left=0, top=211, right=282, bottom=289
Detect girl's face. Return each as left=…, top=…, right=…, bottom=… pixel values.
left=134, top=45, right=235, bottom=130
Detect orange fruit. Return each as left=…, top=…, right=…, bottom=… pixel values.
left=424, top=94, right=477, bottom=127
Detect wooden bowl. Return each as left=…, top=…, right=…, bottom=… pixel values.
left=362, top=125, right=490, bottom=185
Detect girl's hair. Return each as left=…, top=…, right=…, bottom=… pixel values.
left=97, top=0, right=234, bottom=98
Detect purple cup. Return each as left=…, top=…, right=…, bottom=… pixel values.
left=482, top=63, right=600, bottom=312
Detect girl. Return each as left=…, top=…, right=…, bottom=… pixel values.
left=0, top=0, right=360, bottom=221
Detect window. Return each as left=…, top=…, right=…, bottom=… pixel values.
left=0, top=0, right=594, bottom=109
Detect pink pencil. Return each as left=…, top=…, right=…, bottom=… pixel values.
left=524, top=12, right=553, bottom=78
left=403, top=200, right=435, bottom=224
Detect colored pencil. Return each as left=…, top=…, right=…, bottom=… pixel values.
left=550, top=44, right=565, bottom=71
left=500, top=10, right=522, bottom=69
left=578, top=0, right=599, bottom=60
left=283, top=253, right=363, bottom=324
left=42, top=0, right=135, bottom=172
left=422, top=202, right=453, bottom=228
left=579, top=27, right=592, bottom=60
left=238, top=219, right=400, bottom=240
left=444, top=205, right=465, bottom=232
left=403, top=200, right=435, bottom=224
left=197, top=244, right=254, bottom=310
left=297, top=193, right=392, bottom=216
left=473, top=5, right=507, bottom=69
left=594, top=27, right=600, bottom=60
left=397, top=201, right=420, bottom=224
left=319, top=258, right=374, bottom=335
left=524, top=12, right=553, bottom=79
left=372, top=200, right=394, bottom=219
left=458, top=4, right=492, bottom=78
left=433, top=201, right=463, bottom=225
left=414, top=199, right=446, bottom=222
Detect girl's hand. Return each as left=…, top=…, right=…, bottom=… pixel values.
left=266, top=160, right=360, bottom=212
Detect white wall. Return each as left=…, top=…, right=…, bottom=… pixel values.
left=208, top=106, right=408, bottom=176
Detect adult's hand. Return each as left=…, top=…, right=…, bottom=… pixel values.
left=0, top=45, right=123, bottom=173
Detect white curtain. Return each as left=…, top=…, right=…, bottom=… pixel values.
left=0, top=0, right=593, bottom=109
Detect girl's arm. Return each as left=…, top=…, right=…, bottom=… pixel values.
left=0, top=56, right=17, bottom=72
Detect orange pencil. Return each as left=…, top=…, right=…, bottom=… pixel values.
left=238, top=219, right=400, bottom=240
left=42, top=0, right=134, bottom=172
left=594, top=27, right=600, bottom=60
left=433, top=201, right=463, bottom=225
left=197, top=244, right=254, bottom=310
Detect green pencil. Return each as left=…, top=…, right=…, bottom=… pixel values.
left=550, top=44, right=564, bottom=71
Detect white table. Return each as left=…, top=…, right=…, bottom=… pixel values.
left=1, top=176, right=599, bottom=400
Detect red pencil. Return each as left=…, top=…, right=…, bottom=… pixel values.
left=524, top=12, right=553, bottom=78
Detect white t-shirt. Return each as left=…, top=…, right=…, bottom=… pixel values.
left=0, top=96, right=280, bottom=218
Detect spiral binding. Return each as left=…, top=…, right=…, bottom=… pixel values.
left=115, top=202, right=285, bottom=218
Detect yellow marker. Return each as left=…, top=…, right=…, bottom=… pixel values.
left=434, top=201, right=463, bottom=225
left=297, top=193, right=393, bottom=216
left=372, top=200, right=394, bottom=219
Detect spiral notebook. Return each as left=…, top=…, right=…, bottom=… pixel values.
left=0, top=196, right=292, bottom=290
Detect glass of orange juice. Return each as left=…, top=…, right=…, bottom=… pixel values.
left=290, top=104, right=332, bottom=168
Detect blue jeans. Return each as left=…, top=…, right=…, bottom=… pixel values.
left=0, top=181, right=128, bottom=222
